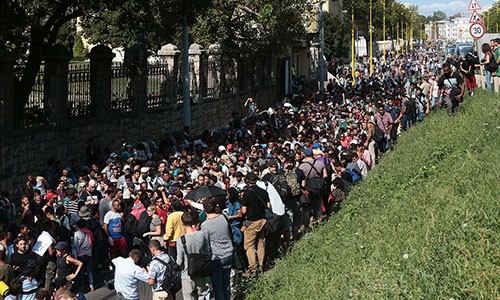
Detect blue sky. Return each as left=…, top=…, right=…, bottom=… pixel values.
left=402, top=0, right=496, bottom=16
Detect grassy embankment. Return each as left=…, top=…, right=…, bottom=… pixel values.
left=246, top=91, right=500, bottom=300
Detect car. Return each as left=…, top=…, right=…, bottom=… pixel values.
left=455, top=43, right=474, bottom=58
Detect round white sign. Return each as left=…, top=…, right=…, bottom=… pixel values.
left=469, top=22, right=485, bottom=39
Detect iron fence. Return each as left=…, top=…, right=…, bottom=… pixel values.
left=176, top=61, right=197, bottom=103
left=147, top=63, right=169, bottom=108
left=202, top=58, right=220, bottom=98
left=67, top=63, right=91, bottom=118
left=221, top=57, right=236, bottom=95
left=111, top=63, right=134, bottom=112
left=14, top=67, right=50, bottom=128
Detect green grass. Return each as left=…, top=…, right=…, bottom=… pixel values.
left=245, top=91, right=500, bottom=300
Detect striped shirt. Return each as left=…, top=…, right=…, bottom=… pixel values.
left=201, top=215, right=233, bottom=260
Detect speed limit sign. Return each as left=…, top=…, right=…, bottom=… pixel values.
left=469, top=22, right=485, bottom=39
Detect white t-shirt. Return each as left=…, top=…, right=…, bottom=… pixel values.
left=104, top=211, right=124, bottom=239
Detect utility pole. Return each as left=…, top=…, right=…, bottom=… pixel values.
left=383, top=0, right=386, bottom=57
left=317, top=1, right=326, bottom=95
left=182, top=17, right=191, bottom=129
left=369, top=0, right=373, bottom=74
left=351, top=0, right=355, bottom=85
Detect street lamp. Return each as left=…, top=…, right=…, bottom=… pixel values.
left=383, top=0, right=386, bottom=57
left=351, top=0, right=355, bottom=84
left=369, top=0, right=373, bottom=74
left=315, top=1, right=326, bottom=95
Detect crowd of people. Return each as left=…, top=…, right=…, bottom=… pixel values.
left=0, top=39, right=498, bottom=300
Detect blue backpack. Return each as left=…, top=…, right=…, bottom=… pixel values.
left=347, top=168, right=362, bottom=184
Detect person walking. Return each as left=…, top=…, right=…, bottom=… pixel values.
left=437, top=63, right=464, bottom=116
left=176, top=211, right=211, bottom=300
left=200, top=197, right=233, bottom=300
left=240, top=172, right=269, bottom=277
left=148, top=240, right=174, bottom=300
left=73, top=218, right=94, bottom=291
left=298, top=148, right=327, bottom=228
left=112, top=249, right=149, bottom=300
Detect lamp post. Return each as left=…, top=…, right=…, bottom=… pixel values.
left=383, top=0, right=386, bottom=57
left=317, top=1, right=325, bottom=95
left=396, top=20, right=400, bottom=56
left=369, top=0, right=373, bottom=74
left=351, top=0, right=355, bottom=85
left=317, top=1, right=326, bottom=95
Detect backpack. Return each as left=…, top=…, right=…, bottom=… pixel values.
left=304, top=160, right=325, bottom=195
left=347, top=168, right=362, bottom=184
left=269, top=170, right=289, bottom=199
left=406, top=98, right=416, bottom=116
left=136, top=211, right=152, bottom=237
left=124, top=213, right=138, bottom=236
left=284, top=168, right=301, bottom=197
left=152, top=256, right=182, bottom=295
left=371, top=122, right=384, bottom=143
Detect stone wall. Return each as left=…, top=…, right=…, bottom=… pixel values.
left=0, top=43, right=278, bottom=192
left=0, top=86, right=276, bottom=192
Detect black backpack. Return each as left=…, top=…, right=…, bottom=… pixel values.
left=136, top=211, right=152, bottom=237
left=406, top=98, right=416, bottom=116
left=269, top=170, right=289, bottom=199
left=371, top=122, right=385, bottom=143
left=124, top=213, right=138, bottom=236
left=153, top=256, right=182, bottom=295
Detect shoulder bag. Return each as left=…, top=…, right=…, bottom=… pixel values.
left=180, top=235, right=212, bottom=278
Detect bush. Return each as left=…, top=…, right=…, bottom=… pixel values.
left=73, top=34, right=88, bottom=59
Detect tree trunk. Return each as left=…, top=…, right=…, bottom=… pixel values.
left=13, top=28, right=45, bottom=128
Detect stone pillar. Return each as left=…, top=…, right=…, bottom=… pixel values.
left=208, top=43, right=221, bottom=98
left=88, top=45, right=115, bottom=119
left=125, top=45, right=148, bottom=112
left=189, top=43, right=205, bottom=101
left=158, top=44, right=180, bottom=104
left=0, top=48, right=15, bottom=135
left=43, top=45, right=71, bottom=127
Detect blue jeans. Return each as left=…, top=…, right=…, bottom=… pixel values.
left=485, top=71, right=492, bottom=91
left=211, top=256, right=232, bottom=300
left=77, top=255, right=94, bottom=289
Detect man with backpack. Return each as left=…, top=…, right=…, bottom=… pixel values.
left=282, top=157, right=305, bottom=243
left=437, top=62, right=465, bottom=116
left=148, top=239, right=181, bottom=300
left=298, top=148, right=327, bottom=228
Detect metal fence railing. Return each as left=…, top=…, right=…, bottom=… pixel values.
left=67, top=63, right=91, bottom=118
left=14, top=67, right=50, bottom=127
left=147, top=63, right=169, bottom=108
left=111, top=63, right=134, bottom=112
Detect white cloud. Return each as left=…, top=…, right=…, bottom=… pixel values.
left=419, top=1, right=468, bottom=16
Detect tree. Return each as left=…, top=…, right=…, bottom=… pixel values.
left=80, top=0, right=210, bottom=51
left=1, top=0, right=210, bottom=127
left=323, top=13, right=350, bottom=59
left=1, top=0, right=118, bottom=126
left=190, top=0, right=307, bottom=59
left=72, top=34, right=87, bottom=59
left=430, top=11, right=447, bottom=21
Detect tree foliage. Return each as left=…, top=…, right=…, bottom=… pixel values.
left=343, top=0, right=426, bottom=43
left=190, top=0, right=307, bottom=59
left=79, top=0, right=210, bottom=51
left=323, top=13, right=350, bottom=59
left=0, top=0, right=210, bottom=126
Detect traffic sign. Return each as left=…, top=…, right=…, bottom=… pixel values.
left=468, top=0, right=482, bottom=11
left=469, top=22, right=485, bottom=39
left=469, top=10, right=483, bottom=23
